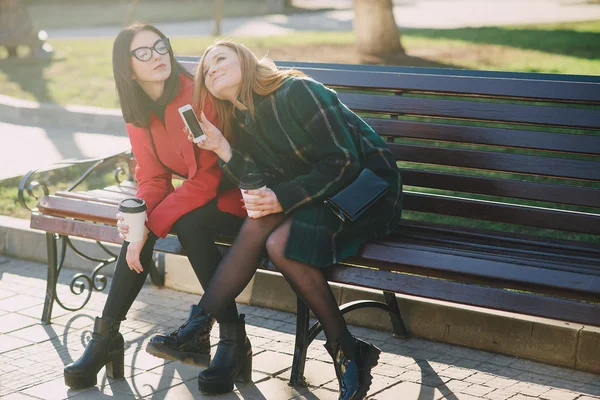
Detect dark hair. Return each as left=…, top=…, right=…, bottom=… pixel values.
left=112, top=22, right=193, bottom=127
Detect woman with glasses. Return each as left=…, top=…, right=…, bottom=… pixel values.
left=63, top=23, right=248, bottom=390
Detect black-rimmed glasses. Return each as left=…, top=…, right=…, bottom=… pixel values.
left=130, top=38, right=170, bottom=62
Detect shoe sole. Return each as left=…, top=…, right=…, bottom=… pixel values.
left=354, top=344, right=381, bottom=399
left=145, top=342, right=210, bottom=368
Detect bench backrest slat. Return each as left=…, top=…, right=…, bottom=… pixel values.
left=400, top=169, right=600, bottom=209
left=339, top=93, right=600, bottom=129
left=294, top=68, right=600, bottom=103
left=391, top=144, right=600, bottom=181
left=364, top=119, right=600, bottom=155
left=404, top=192, right=600, bottom=235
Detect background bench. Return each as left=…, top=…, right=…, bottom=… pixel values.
left=19, top=60, right=600, bottom=382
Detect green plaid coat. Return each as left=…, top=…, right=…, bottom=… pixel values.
left=220, top=77, right=403, bottom=267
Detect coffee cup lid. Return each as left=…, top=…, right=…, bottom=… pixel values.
left=118, top=198, right=147, bottom=213
left=239, top=173, right=265, bottom=190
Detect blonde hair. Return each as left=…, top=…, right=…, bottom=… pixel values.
left=192, top=40, right=305, bottom=141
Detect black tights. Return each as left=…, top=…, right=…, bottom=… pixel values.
left=102, top=199, right=244, bottom=324
left=199, top=215, right=347, bottom=342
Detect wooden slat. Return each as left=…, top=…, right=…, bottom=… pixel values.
left=400, top=169, right=600, bottom=209
left=394, top=219, right=600, bottom=256
left=179, top=59, right=600, bottom=101
left=272, top=61, right=600, bottom=84
left=403, top=192, right=600, bottom=235
left=390, top=144, right=600, bottom=181
left=339, top=93, right=600, bottom=129
left=303, top=69, right=600, bottom=103
left=365, top=119, right=600, bottom=155
left=55, top=190, right=125, bottom=205
left=37, top=196, right=118, bottom=225
left=388, top=234, right=600, bottom=276
left=353, top=243, right=600, bottom=296
left=30, top=214, right=122, bottom=244
left=102, top=185, right=138, bottom=196
left=325, top=265, right=600, bottom=326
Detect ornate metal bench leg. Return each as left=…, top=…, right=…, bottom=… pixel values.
left=41, top=232, right=58, bottom=325
left=289, top=297, right=309, bottom=387
left=383, top=291, right=409, bottom=338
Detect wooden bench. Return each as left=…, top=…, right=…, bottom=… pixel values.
left=19, top=60, right=600, bottom=383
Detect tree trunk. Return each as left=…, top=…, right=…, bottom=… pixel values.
left=353, top=0, right=404, bottom=56
left=212, top=0, right=224, bottom=36
left=124, top=0, right=141, bottom=26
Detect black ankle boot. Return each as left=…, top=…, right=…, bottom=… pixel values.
left=64, top=316, right=124, bottom=389
left=197, top=314, right=252, bottom=395
left=146, top=304, right=216, bottom=367
left=324, top=335, right=380, bottom=400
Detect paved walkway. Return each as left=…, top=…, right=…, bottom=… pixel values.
left=44, top=0, right=600, bottom=39
left=0, top=256, right=599, bottom=399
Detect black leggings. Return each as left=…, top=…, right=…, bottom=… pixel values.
left=102, top=198, right=244, bottom=324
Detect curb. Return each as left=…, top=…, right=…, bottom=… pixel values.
left=0, top=94, right=125, bottom=133
left=1, top=214, right=598, bottom=373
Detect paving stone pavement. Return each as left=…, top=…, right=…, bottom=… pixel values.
left=0, top=256, right=599, bottom=400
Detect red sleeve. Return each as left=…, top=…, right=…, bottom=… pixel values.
left=145, top=150, right=223, bottom=238
left=127, top=124, right=174, bottom=217
left=143, top=99, right=224, bottom=238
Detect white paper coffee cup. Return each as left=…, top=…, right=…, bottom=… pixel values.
left=118, top=198, right=147, bottom=243
left=239, top=174, right=266, bottom=218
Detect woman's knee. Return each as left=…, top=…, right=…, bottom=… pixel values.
left=265, top=229, right=288, bottom=266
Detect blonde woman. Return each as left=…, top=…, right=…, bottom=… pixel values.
left=149, top=41, right=403, bottom=400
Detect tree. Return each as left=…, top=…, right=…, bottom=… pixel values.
left=212, top=0, right=224, bottom=36
left=124, top=0, right=141, bottom=26
left=353, top=0, right=405, bottom=57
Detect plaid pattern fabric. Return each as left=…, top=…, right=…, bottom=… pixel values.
left=221, top=77, right=402, bottom=267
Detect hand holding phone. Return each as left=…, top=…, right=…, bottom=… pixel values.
left=178, top=104, right=206, bottom=143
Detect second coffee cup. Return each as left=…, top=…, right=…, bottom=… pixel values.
left=118, top=197, right=147, bottom=243
left=239, top=174, right=266, bottom=218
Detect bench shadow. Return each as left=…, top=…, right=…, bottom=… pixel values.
left=402, top=26, right=600, bottom=59
left=5, top=263, right=598, bottom=399
left=0, top=53, right=53, bottom=103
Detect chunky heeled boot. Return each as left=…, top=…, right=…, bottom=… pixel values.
left=64, top=317, right=125, bottom=389
left=197, top=314, right=252, bottom=395
left=146, top=304, right=216, bottom=367
left=324, top=335, right=380, bottom=400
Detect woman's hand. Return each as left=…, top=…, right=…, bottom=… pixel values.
left=185, top=112, right=232, bottom=161
left=116, top=212, right=129, bottom=238
left=116, top=212, right=149, bottom=274
left=243, top=187, right=284, bottom=218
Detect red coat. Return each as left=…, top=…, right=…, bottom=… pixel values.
left=126, top=74, right=245, bottom=238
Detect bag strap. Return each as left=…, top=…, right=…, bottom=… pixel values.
left=146, top=128, right=188, bottom=179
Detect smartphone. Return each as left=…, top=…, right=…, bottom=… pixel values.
left=178, top=104, right=205, bottom=142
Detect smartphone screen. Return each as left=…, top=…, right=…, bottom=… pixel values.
left=182, top=108, right=204, bottom=138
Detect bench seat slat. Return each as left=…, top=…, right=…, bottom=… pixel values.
left=391, top=144, right=600, bottom=181
left=55, top=190, right=127, bottom=205
left=31, top=213, right=121, bottom=243
left=353, top=243, right=600, bottom=298
left=365, top=119, right=600, bottom=155
left=326, top=265, right=600, bottom=326
left=339, top=93, right=600, bottom=129
left=403, top=192, right=600, bottom=235
left=37, top=196, right=118, bottom=225
left=400, top=169, right=600, bottom=209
